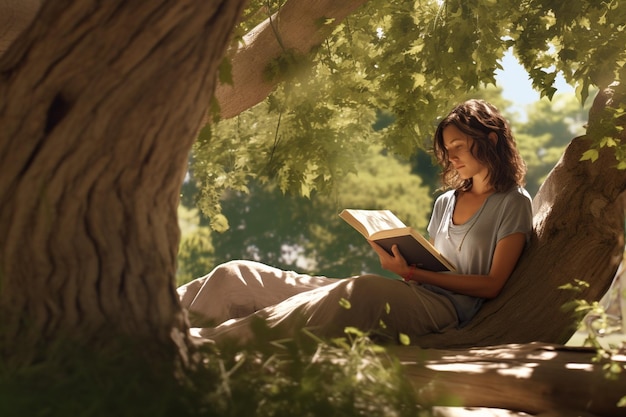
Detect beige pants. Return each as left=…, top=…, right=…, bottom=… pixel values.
left=178, top=260, right=458, bottom=344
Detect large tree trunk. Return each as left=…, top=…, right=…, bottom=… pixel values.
left=0, top=0, right=246, bottom=360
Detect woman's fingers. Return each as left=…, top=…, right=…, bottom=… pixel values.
left=367, top=241, right=408, bottom=275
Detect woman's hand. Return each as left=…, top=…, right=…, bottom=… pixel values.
left=367, top=241, right=413, bottom=279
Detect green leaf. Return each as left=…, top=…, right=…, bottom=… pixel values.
left=339, top=297, right=352, bottom=309
left=580, top=149, right=599, bottom=162
left=600, top=137, right=617, bottom=147
left=412, top=73, right=426, bottom=88
left=343, top=326, right=364, bottom=337
left=398, top=333, right=410, bottom=346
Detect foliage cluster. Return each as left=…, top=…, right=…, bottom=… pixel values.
left=0, top=326, right=428, bottom=417
left=195, top=0, right=626, bottom=225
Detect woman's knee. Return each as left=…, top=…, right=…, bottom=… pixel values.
left=349, top=274, right=398, bottom=299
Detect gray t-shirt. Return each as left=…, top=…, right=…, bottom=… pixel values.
left=425, top=186, right=533, bottom=326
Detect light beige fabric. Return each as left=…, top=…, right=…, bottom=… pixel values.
left=179, top=260, right=458, bottom=344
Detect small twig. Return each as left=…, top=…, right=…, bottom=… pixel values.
left=266, top=0, right=287, bottom=52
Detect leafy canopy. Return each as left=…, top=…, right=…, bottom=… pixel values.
left=192, top=0, right=626, bottom=226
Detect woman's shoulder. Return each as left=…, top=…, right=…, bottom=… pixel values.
left=432, top=189, right=456, bottom=209
left=434, top=189, right=456, bottom=202
left=503, top=186, right=532, bottom=202
left=494, top=186, right=533, bottom=209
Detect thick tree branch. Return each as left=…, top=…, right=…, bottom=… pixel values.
left=389, top=343, right=626, bottom=417
left=214, top=0, right=368, bottom=119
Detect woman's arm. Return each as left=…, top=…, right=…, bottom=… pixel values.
left=368, top=232, right=527, bottom=299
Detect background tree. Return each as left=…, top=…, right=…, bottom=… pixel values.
left=517, top=94, right=593, bottom=196
left=206, top=145, right=432, bottom=280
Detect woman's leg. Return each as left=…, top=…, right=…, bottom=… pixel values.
left=198, top=274, right=458, bottom=344
left=178, top=260, right=339, bottom=326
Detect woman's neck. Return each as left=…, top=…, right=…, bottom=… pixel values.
left=467, top=178, right=494, bottom=196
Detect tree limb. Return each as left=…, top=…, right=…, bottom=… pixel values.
left=388, top=343, right=626, bottom=417
left=214, top=0, right=368, bottom=119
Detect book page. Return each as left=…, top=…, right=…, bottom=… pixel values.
left=345, top=209, right=407, bottom=237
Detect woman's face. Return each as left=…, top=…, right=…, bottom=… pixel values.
left=442, top=125, right=488, bottom=181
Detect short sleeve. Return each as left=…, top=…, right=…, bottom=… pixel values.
left=496, top=187, right=533, bottom=243
left=427, top=190, right=454, bottom=241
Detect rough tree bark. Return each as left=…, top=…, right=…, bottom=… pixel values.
left=0, top=0, right=247, bottom=359
left=0, top=0, right=40, bottom=56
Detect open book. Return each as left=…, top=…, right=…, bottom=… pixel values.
left=339, top=209, right=456, bottom=272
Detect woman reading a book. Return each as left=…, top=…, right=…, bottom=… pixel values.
left=178, top=99, right=533, bottom=344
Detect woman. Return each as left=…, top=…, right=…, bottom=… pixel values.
left=178, top=99, right=533, bottom=344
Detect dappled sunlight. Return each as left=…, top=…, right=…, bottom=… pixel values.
left=525, top=349, right=557, bottom=361
left=434, top=343, right=559, bottom=363
left=565, top=362, right=593, bottom=371
left=496, top=364, right=537, bottom=378
left=394, top=342, right=611, bottom=380
left=426, top=362, right=538, bottom=379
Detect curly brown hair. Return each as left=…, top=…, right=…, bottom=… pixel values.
left=433, top=99, right=526, bottom=192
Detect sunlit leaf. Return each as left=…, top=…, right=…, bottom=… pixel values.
left=580, top=149, right=599, bottom=162
left=339, top=298, right=352, bottom=309
left=600, top=137, right=617, bottom=147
